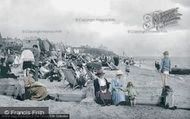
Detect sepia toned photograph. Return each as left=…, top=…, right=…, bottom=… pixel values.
left=0, top=0, right=190, bottom=119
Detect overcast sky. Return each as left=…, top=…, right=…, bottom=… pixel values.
left=0, top=0, right=189, bottom=57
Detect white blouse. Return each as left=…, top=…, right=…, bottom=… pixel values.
left=98, top=78, right=106, bottom=87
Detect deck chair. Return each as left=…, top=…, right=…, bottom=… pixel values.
left=107, top=62, right=118, bottom=70
left=62, top=69, right=79, bottom=89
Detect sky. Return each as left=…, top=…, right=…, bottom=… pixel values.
left=0, top=0, right=189, bottom=57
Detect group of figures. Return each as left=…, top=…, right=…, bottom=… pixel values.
left=94, top=69, right=137, bottom=106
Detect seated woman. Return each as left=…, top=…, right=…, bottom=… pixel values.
left=6, top=49, right=15, bottom=66
left=39, top=62, right=49, bottom=79
left=0, top=58, right=18, bottom=79
left=111, top=70, right=126, bottom=105
left=93, top=69, right=112, bottom=106
left=24, top=70, right=48, bottom=101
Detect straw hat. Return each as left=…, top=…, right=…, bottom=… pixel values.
left=163, top=51, right=169, bottom=55
left=116, top=70, right=123, bottom=76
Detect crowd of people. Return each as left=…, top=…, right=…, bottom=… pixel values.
left=0, top=45, right=175, bottom=109
left=0, top=44, right=136, bottom=105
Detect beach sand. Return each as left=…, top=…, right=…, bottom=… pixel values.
left=0, top=64, right=190, bottom=119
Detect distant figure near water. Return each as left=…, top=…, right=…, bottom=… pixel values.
left=125, top=61, right=130, bottom=75
left=160, top=51, right=171, bottom=87
left=155, top=61, right=160, bottom=71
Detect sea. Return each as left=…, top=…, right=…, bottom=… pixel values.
left=134, top=56, right=190, bottom=69
left=133, top=56, right=190, bottom=81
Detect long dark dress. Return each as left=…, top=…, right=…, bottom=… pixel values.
left=94, top=78, right=112, bottom=105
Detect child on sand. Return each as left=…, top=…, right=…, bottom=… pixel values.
left=123, top=82, right=137, bottom=106
left=160, top=51, right=171, bottom=87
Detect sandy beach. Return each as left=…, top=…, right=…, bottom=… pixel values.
left=0, top=63, right=190, bottom=119
left=0, top=0, right=190, bottom=118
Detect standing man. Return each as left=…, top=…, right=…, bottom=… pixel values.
left=32, top=45, right=40, bottom=81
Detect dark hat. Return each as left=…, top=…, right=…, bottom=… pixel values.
left=95, top=69, right=105, bottom=76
